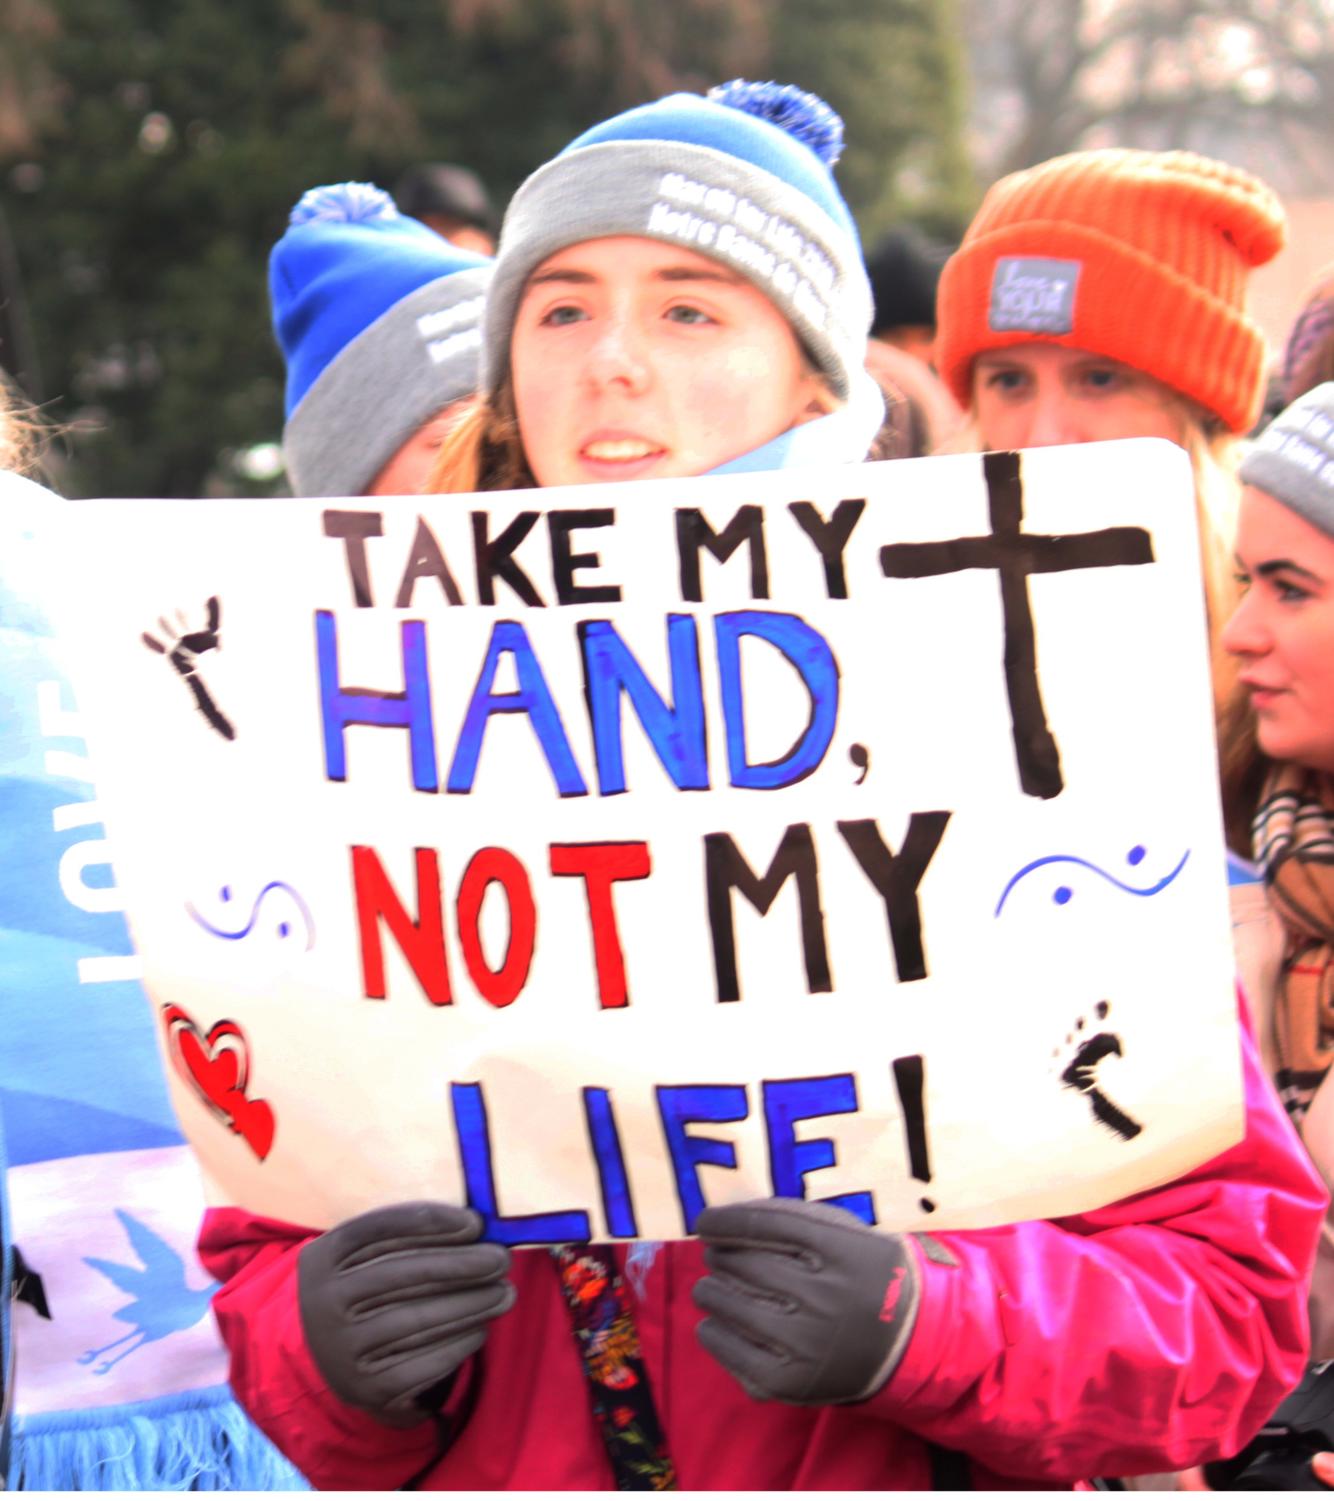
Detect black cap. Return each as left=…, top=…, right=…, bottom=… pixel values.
left=393, top=163, right=496, bottom=234
left=865, top=226, right=952, bottom=335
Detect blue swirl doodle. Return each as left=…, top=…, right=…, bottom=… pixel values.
left=185, top=881, right=316, bottom=949
left=994, top=844, right=1190, bottom=918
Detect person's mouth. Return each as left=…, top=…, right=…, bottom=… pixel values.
left=1239, top=674, right=1287, bottom=711
left=578, top=433, right=667, bottom=476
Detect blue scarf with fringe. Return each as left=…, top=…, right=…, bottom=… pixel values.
left=0, top=475, right=306, bottom=1490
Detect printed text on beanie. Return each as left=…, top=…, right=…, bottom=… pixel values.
left=482, top=82, right=872, bottom=404
left=271, top=183, right=492, bottom=497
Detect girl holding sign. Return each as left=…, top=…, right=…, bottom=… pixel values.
left=200, top=85, right=1324, bottom=1491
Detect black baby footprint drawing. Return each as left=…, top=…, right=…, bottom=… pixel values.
left=1054, top=1001, right=1143, bottom=1142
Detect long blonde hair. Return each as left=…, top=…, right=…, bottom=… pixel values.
left=1183, top=417, right=1245, bottom=696
left=1180, top=421, right=1273, bottom=854
left=0, top=374, right=48, bottom=479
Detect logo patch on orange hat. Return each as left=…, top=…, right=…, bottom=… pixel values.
left=990, top=256, right=1081, bottom=335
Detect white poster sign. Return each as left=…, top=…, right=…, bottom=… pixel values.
left=47, top=439, right=1241, bottom=1243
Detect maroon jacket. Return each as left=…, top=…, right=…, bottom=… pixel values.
left=200, top=1002, right=1326, bottom=1490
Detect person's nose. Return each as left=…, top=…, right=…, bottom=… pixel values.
left=1022, top=389, right=1082, bottom=448
left=585, top=311, right=651, bottom=394
left=1220, top=589, right=1270, bottom=660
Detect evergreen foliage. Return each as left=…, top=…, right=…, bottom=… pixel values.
left=0, top=0, right=971, bottom=497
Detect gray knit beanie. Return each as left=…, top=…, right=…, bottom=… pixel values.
left=1240, top=380, right=1334, bottom=539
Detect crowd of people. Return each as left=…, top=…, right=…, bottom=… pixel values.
left=7, top=73, right=1334, bottom=1491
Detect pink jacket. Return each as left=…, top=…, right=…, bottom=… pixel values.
left=200, top=1004, right=1326, bottom=1490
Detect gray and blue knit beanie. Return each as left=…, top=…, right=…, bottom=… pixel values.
left=271, top=183, right=493, bottom=497
left=1241, top=381, right=1334, bottom=539
left=483, top=81, right=873, bottom=403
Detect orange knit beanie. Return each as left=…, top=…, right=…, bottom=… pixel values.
left=936, top=148, right=1286, bottom=433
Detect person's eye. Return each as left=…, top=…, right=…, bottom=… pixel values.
left=1079, top=366, right=1125, bottom=393
left=981, top=368, right=1026, bottom=393
left=665, top=304, right=714, bottom=325
left=1233, top=569, right=1252, bottom=594
left=539, top=303, right=587, bottom=327
left=1276, top=578, right=1312, bottom=604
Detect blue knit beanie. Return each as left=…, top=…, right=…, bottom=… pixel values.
left=270, top=183, right=493, bottom=496
left=483, top=81, right=874, bottom=404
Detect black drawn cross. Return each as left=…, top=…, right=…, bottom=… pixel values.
left=879, top=451, right=1154, bottom=799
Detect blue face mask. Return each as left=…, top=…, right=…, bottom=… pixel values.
left=708, top=366, right=885, bottom=477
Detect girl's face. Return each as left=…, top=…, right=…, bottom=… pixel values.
left=510, top=236, right=832, bottom=487
left=367, top=402, right=471, bottom=496
left=972, top=343, right=1186, bottom=450
left=1222, top=485, right=1334, bottom=774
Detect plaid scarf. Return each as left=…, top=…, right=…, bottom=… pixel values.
left=1254, top=764, right=1334, bottom=1122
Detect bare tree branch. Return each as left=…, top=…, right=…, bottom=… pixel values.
left=963, top=0, right=1334, bottom=187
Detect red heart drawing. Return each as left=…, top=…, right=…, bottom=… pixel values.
left=163, top=1005, right=276, bottom=1161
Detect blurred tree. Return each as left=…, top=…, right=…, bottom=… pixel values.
left=2, top=0, right=383, bottom=496
left=0, top=0, right=62, bottom=159
left=439, top=0, right=975, bottom=238
left=764, top=0, right=974, bottom=243
left=1, top=0, right=970, bottom=497
left=962, top=0, right=1334, bottom=187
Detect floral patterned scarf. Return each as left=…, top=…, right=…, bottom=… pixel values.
left=1254, top=764, right=1334, bottom=1122
left=550, top=1245, right=677, bottom=1490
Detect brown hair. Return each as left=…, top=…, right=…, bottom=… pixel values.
left=1217, top=677, right=1267, bottom=859
left=426, top=376, right=536, bottom=494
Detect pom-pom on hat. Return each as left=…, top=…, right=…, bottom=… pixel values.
left=1240, top=381, right=1334, bottom=540
left=482, top=80, right=873, bottom=403
left=271, top=182, right=493, bottom=496
left=935, top=148, right=1286, bottom=434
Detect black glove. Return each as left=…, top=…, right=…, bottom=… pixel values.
left=297, top=1201, right=514, bottom=1426
left=693, top=1197, right=920, bottom=1405
left=1204, top=1361, right=1334, bottom=1490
